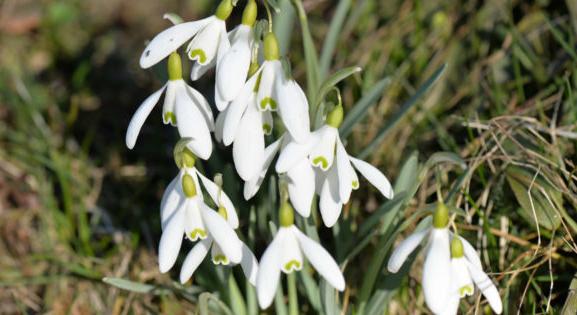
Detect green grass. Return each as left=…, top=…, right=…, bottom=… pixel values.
left=0, top=0, right=576, bottom=314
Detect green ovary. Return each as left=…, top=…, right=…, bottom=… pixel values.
left=260, top=97, right=277, bottom=110
left=164, top=112, right=176, bottom=125
left=189, top=229, right=207, bottom=240
left=312, top=156, right=329, bottom=169
left=459, top=285, right=473, bottom=297
left=212, top=255, right=229, bottom=265
left=283, top=260, right=301, bottom=272
left=189, top=49, right=207, bottom=64
left=262, top=123, right=272, bottom=134
left=352, top=180, right=359, bottom=189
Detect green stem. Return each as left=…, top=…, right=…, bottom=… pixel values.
left=287, top=273, right=299, bottom=315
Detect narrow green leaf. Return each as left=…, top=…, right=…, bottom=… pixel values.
left=314, top=66, right=362, bottom=108
left=199, top=292, right=234, bottom=315
left=359, top=64, right=446, bottom=159
left=291, top=0, right=320, bottom=103
left=320, top=280, right=340, bottom=315
left=102, top=277, right=163, bottom=294
left=319, top=0, right=352, bottom=79
left=424, top=152, right=467, bottom=170
left=298, top=267, right=322, bottom=313
left=228, top=274, right=247, bottom=315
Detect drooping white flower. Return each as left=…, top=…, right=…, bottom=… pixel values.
left=386, top=203, right=452, bottom=314
left=242, top=134, right=315, bottom=218
left=139, top=0, right=234, bottom=77
left=126, top=52, right=214, bottom=159
left=214, top=0, right=257, bottom=111
left=158, top=150, right=242, bottom=273
left=276, top=106, right=393, bottom=226
left=438, top=237, right=502, bottom=315
left=246, top=32, right=310, bottom=143
left=256, top=202, right=345, bottom=309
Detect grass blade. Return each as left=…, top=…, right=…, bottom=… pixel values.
left=291, top=0, right=320, bottom=103
left=319, top=0, right=352, bottom=79
left=314, top=66, right=362, bottom=108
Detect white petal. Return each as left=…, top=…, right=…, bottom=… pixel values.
left=185, top=84, right=215, bottom=131
left=125, top=84, right=166, bottom=149
left=223, top=75, right=258, bottom=145
left=214, top=109, right=227, bottom=143
left=256, top=233, right=283, bottom=309
left=158, top=207, right=185, bottom=273
left=211, top=242, right=231, bottom=265
left=438, top=295, right=460, bottom=315
left=162, top=81, right=177, bottom=125
left=184, top=199, right=207, bottom=241
left=256, top=61, right=281, bottom=111
left=160, top=172, right=185, bottom=230
left=335, top=138, right=355, bottom=203
left=467, top=261, right=502, bottom=314
left=319, top=167, right=342, bottom=227
left=349, top=156, right=394, bottom=199
left=275, top=134, right=318, bottom=173
left=140, top=17, right=214, bottom=68
left=243, top=137, right=283, bottom=200
left=309, top=126, right=338, bottom=171
left=279, top=227, right=303, bottom=273
left=216, top=25, right=252, bottom=102
left=451, top=257, right=474, bottom=297
left=387, top=228, right=430, bottom=273
left=195, top=170, right=239, bottom=229
left=460, top=236, right=483, bottom=270
left=179, top=238, right=212, bottom=283
left=200, top=203, right=242, bottom=264
left=190, top=57, right=216, bottom=81
left=240, top=242, right=259, bottom=286
left=422, top=228, right=452, bottom=313
left=233, top=103, right=265, bottom=180
left=275, top=78, right=311, bottom=143
left=186, top=19, right=223, bottom=66
left=293, top=227, right=345, bottom=291
left=213, top=22, right=233, bottom=110
left=287, top=159, right=315, bottom=217
left=175, top=87, right=213, bottom=160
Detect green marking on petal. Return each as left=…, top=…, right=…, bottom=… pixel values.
left=263, top=123, right=272, bottom=135
left=260, top=97, right=277, bottom=110
left=212, top=255, right=229, bottom=265
left=312, top=156, right=329, bottom=170
left=163, top=112, right=177, bottom=126
left=352, top=180, right=359, bottom=189
left=189, top=49, right=207, bottom=64
left=283, top=260, right=301, bottom=272
left=459, top=285, right=474, bottom=297
left=189, top=228, right=207, bottom=240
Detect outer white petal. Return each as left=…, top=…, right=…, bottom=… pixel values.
left=422, top=228, right=452, bottom=313
left=213, top=23, right=233, bottom=110
left=335, top=138, right=355, bottom=203
left=240, top=242, right=259, bottom=286
left=287, top=159, right=315, bottom=217
left=200, top=204, right=242, bottom=264
left=125, top=84, right=166, bottom=149
left=319, top=167, right=342, bottom=227
left=158, top=207, right=185, bottom=273
left=175, top=87, right=213, bottom=160
left=233, top=104, right=265, bottom=180
left=160, top=172, right=185, bottom=230
left=387, top=228, right=430, bottom=273
left=243, top=137, right=283, bottom=200
left=216, top=25, right=252, bottom=102
left=467, top=261, right=502, bottom=314
left=459, top=236, right=482, bottom=270
left=451, top=257, right=474, bottom=297
left=139, top=17, right=214, bottom=68
left=275, top=78, right=311, bottom=143
left=179, top=238, right=212, bottom=283
left=279, top=228, right=303, bottom=273
left=223, top=75, right=258, bottom=145
left=256, top=61, right=281, bottom=111
left=349, top=156, right=394, bottom=199
left=162, top=81, right=178, bottom=125
left=309, top=126, right=338, bottom=171
left=190, top=56, right=216, bottom=81
left=256, top=233, right=283, bottom=309
left=214, top=109, right=227, bottom=143
left=293, top=226, right=345, bottom=291
left=195, top=171, right=239, bottom=229
left=185, top=84, right=215, bottom=131
left=275, top=133, right=319, bottom=173
left=438, top=295, right=460, bottom=315
left=186, top=19, right=223, bottom=66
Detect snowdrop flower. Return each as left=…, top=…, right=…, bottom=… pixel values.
left=439, top=237, right=502, bottom=315
left=159, top=149, right=242, bottom=273
left=276, top=106, right=393, bottom=226
left=126, top=52, right=214, bottom=159
left=214, top=0, right=257, bottom=111
left=386, top=202, right=452, bottom=313
left=242, top=134, right=315, bottom=218
left=139, top=0, right=234, bottom=80
left=179, top=203, right=259, bottom=286
left=247, top=32, right=311, bottom=143
left=256, top=202, right=345, bottom=308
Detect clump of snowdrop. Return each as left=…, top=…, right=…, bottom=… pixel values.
left=256, top=201, right=345, bottom=308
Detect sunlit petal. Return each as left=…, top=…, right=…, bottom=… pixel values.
left=233, top=103, right=264, bottom=180
left=349, top=156, right=394, bottom=199
left=126, top=84, right=166, bottom=149
left=158, top=206, right=185, bottom=273
left=422, top=228, right=451, bottom=313
left=467, top=261, right=502, bottom=314
left=179, top=237, right=212, bottom=283
left=256, top=232, right=283, bottom=309
left=387, top=228, right=430, bottom=273
left=287, top=159, right=315, bottom=217
left=200, top=203, right=242, bottom=264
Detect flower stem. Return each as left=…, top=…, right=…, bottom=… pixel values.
left=287, top=273, right=298, bottom=315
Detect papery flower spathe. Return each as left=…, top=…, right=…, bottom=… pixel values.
left=439, top=237, right=502, bottom=315
left=256, top=202, right=345, bottom=309
left=126, top=52, right=214, bottom=159
left=139, top=0, right=234, bottom=80
left=214, top=0, right=257, bottom=111
left=159, top=149, right=241, bottom=273
left=276, top=105, right=393, bottom=227
left=386, top=202, right=452, bottom=313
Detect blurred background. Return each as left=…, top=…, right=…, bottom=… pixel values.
left=1, top=0, right=577, bottom=314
